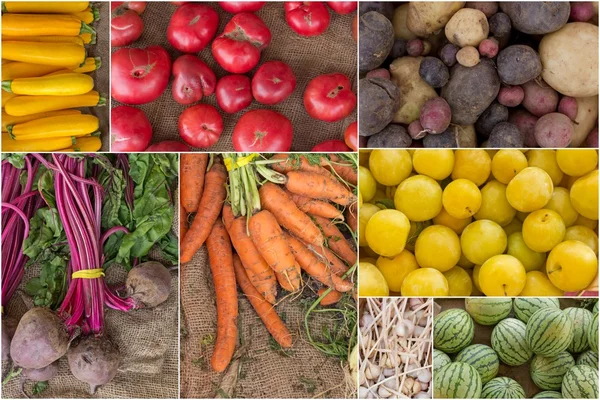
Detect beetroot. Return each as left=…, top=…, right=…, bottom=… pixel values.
left=67, top=336, right=120, bottom=394
left=22, top=360, right=59, bottom=382
left=126, top=261, right=172, bottom=308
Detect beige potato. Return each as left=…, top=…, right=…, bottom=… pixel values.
left=407, top=2, right=465, bottom=37
left=389, top=56, right=438, bottom=124
left=456, top=46, right=480, bottom=67
left=540, top=22, right=598, bottom=97
left=570, top=96, right=599, bottom=147
left=455, top=125, right=477, bottom=147
left=445, top=8, right=489, bottom=47
left=393, top=4, right=417, bottom=40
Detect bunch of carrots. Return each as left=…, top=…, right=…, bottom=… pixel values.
left=180, top=153, right=358, bottom=373
left=1, top=1, right=104, bottom=152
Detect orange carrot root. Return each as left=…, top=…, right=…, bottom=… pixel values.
left=312, top=215, right=357, bottom=266
left=270, top=154, right=330, bottom=176
left=346, top=203, right=357, bottom=233
left=321, top=154, right=357, bottom=185
left=285, top=170, right=356, bottom=206
left=180, top=153, right=209, bottom=213
left=318, top=288, right=343, bottom=306
left=309, top=243, right=349, bottom=276
left=286, top=190, right=344, bottom=220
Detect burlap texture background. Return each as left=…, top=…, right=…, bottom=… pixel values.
left=111, top=2, right=357, bottom=151
left=89, top=1, right=110, bottom=151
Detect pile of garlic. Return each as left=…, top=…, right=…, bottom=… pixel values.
left=358, top=298, right=433, bottom=399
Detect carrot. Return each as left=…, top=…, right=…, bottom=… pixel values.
left=180, top=163, right=227, bottom=263
left=285, top=232, right=353, bottom=293
left=233, top=254, right=293, bottom=348
left=259, top=182, right=323, bottom=247
left=286, top=190, right=344, bottom=220
left=309, top=244, right=349, bottom=276
left=285, top=170, right=356, bottom=206
left=206, top=220, right=238, bottom=373
left=346, top=202, right=357, bottom=233
left=224, top=205, right=278, bottom=304
left=321, top=154, right=357, bottom=185
left=312, top=215, right=357, bottom=266
left=318, top=288, right=343, bottom=306
left=249, top=210, right=301, bottom=291
left=270, top=154, right=330, bottom=176
left=180, top=154, right=209, bottom=214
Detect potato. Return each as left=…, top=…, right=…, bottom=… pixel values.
left=439, top=43, right=459, bottom=66
left=419, top=57, right=449, bottom=87
left=475, top=102, right=508, bottom=138
left=359, top=11, right=395, bottom=73
left=423, top=124, right=477, bottom=147
left=367, top=124, right=412, bottom=148
left=497, top=86, right=524, bottom=107
left=570, top=96, right=599, bottom=147
left=407, top=2, right=466, bottom=37
left=521, top=80, right=559, bottom=117
left=497, top=45, right=542, bottom=85
left=390, top=39, right=407, bottom=58
left=499, top=2, right=570, bottom=34
left=465, top=2, right=498, bottom=17
left=585, top=128, right=598, bottom=148
left=408, top=120, right=426, bottom=139
left=445, top=8, right=489, bottom=47
left=359, top=77, right=401, bottom=136
left=535, top=113, right=574, bottom=148
left=441, top=58, right=501, bottom=125
left=508, top=109, right=539, bottom=147
left=359, top=2, right=394, bottom=20
left=390, top=56, right=438, bottom=124
left=489, top=12, right=511, bottom=38
left=407, top=39, right=425, bottom=56
left=420, top=97, right=452, bottom=133
left=539, top=22, right=599, bottom=97
left=393, top=4, right=417, bottom=40
left=488, top=122, right=524, bottom=148
left=456, top=46, right=480, bottom=67
left=478, top=38, right=499, bottom=58
left=558, top=97, right=578, bottom=120
left=366, top=68, right=391, bottom=80
left=570, top=2, right=595, bottom=22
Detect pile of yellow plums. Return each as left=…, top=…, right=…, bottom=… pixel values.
left=359, top=149, right=599, bottom=297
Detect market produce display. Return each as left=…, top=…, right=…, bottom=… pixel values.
left=358, top=298, right=432, bottom=399
left=1, top=153, right=178, bottom=398
left=358, top=148, right=599, bottom=297
left=358, top=1, right=599, bottom=148
left=433, top=298, right=599, bottom=399
left=1, top=1, right=108, bottom=152
left=180, top=153, right=357, bottom=398
left=110, top=2, right=357, bottom=152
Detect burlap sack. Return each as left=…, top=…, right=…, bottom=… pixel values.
left=89, top=1, right=109, bottom=151
left=180, top=245, right=355, bottom=399
left=111, top=2, right=357, bottom=151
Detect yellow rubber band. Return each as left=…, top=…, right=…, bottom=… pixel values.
left=72, top=268, right=104, bottom=279
left=224, top=153, right=259, bottom=171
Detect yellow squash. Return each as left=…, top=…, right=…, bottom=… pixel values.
left=2, top=91, right=17, bottom=107
left=3, top=73, right=94, bottom=96
left=9, top=114, right=99, bottom=140
left=62, top=136, right=102, bottom=152
left=2, top=109, right=82, bottom=132
left=2, top=133, right=74, bottom=152
left=4, top=90, right=105, bottom=116
left=2, top=2, right=89, bottom=14
left=2, top=35, right=85, bottom=46
left=72, top=57, right=101, bottom=73
left=2, top=62, right=65, bottom=80
left=2, top=41, right=86, bottom=67
left=79, top=32, right=95, bottom=45
left=70, top=6, right=99, bottom=24
left=2, top=14, right=94, bottom=37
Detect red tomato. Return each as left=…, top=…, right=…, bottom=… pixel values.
left=232, top=109, right=293, bottom=151
left=145, top=140, right=191, bottom=152
left=111, top=46, right=171, bottom=105
left=304, top=73, right=356, bottom=122
left=311, top=139, right=351, bottom=152
left=111, top=4, right=144, bottom=47
left=326, top=1, right=357, bottom=14
left=285, top=2, right=331, bottom=36
left=251, top=61, right=296, bottom=105
left=112, top=1, right=146, bottom=13
left=343, top=121, right=357, bottom=151
left=219, top=1, right=265, bottom=13
left=178, top=104, right=223, bottom=148
left=171, top=55, right=216, bottom=105
left=212, top=13, right=271, bottom=73
left=167, top=3, right=219, bottom=53
left=215, top=75, right=253, bottom=114
left=111, top=106, right=153, bottom=152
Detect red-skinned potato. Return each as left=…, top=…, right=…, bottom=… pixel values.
left=232, top=109, right=293, bottom=151
left=251, top=61, right=296, bottom=105
left=326, top=1, right=357, bottom=14
left=111, top=46, right=171, bottom=105
left=304, top=73, right=356, bottom=122
left=145, top=140, right=191, bottom=152
left=219, top=1, right=265, bottom=13
left=285, top=2, right=331, bottom=36
left=344, top=121, right=358, bottom=151
left=111, top=106, right=152, bottom=152
left=111, top=3, right=145, bottom=47
left=112, top=1, right=146, bottom=14
left=167, top=3, right=219, bottom=53
left=312, top=139, right=351, bottom=151
left=212, top=13, right=271, bottom=73
left=171, top=55, right=216, bottom=105
left=179, top=104, right=223, bottom=148
left=215, top=75, right=253, bottom=114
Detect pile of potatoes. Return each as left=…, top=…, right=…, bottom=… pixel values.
left=359, top=2, right=599, bottom=148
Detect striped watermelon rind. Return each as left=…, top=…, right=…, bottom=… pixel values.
left=533, top=391, right=562, bottom=398
left=530, top=351, right=575, bottom=391
left=576, top=350, right=599, bottom=370
left=455, top=344, right=499, bottom=384
left=481, top=377, right=526, bottom=399
left=434, top=308, right=474, bottom=354
left=465, top=298, right=513, bottom=326
left=526, top=308, right=574, bottom=357
left=564, top=307, right=593, bottom=353
left=434, top=362, right=482, bottom=399
left=588, top=312, right=598, bottom=353
left=433, top=348, right=451, bottom=372
left=491, top=318, right=532, bottom=366
left=513, top=298, right=560, bottom=323
left=562, top=365, right=599, bottom=399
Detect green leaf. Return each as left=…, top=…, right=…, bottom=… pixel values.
left=2, top=153, right=26, bottom=169
left=32, top=381, right=49, bottom=395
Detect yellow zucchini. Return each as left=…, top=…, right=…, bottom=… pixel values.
left=2, top=35, right=85, bottom=46
left=70, top=6, right=99, bottom=24
left=2, top=62, right=65, bottom=80
left=2, top=60, right=13, bottom=65
left=2, top=41, right=86, bottom=67
left=79, top=32, right=95, bottom=45
left=2, top=14, right=94, bottom=37
left=2, top=109, right=81, bottom=132
left=2, top=2, right=89, bottom=14
left=71, top=57, right=101, bottom=73
left=2, top=91, right=17, bottom=107
left=2, top=133, right=74, bottom=152
left=3, top=73, right=94, bottom=96
left=4, top=90, right=105, bottom=116
left=9, top=114, right=99, bottom=140
left=71, top=136, right=102, bottom=152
